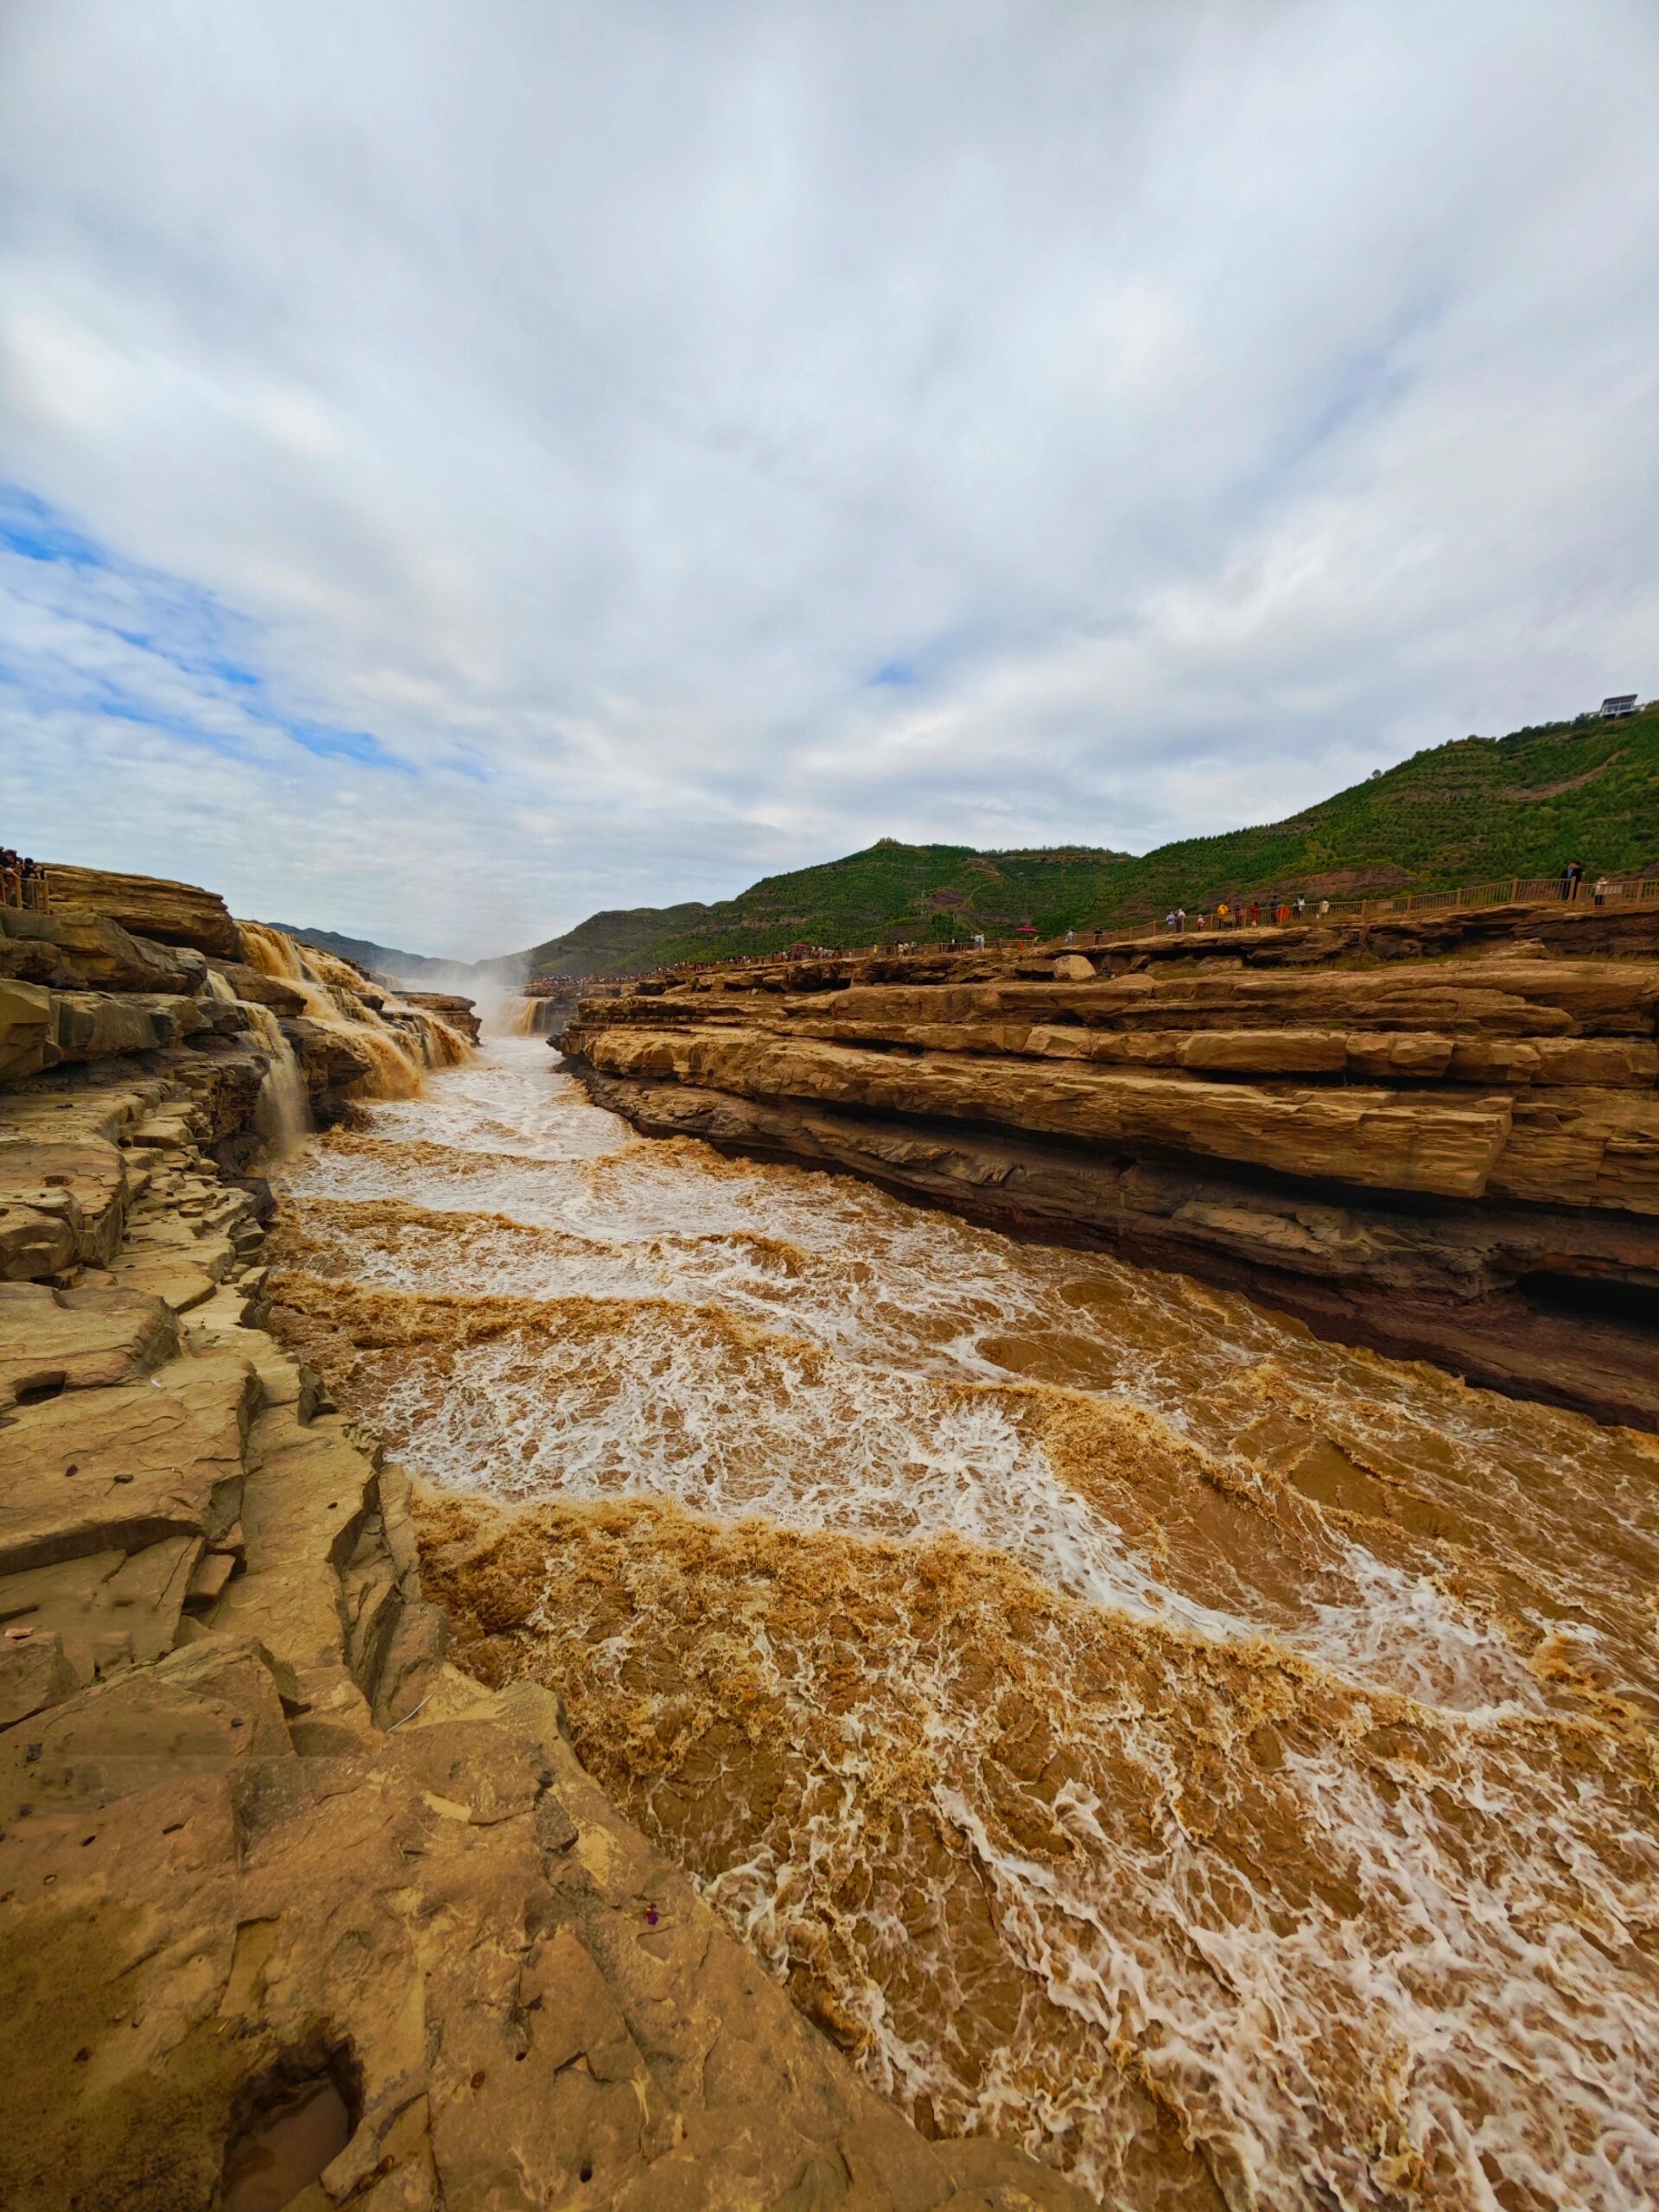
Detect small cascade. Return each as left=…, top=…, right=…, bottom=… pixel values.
left=509, top=998, right=558, bottom=1037
left=236, top=922, right=474, bottom=1103
left=349, top=1023, right=427, bottom=1099
left=244, top=1002, right=313, bottom=1157
left=238, top=922, right=334, bottom=1017
left=421, top=1014, right=474, bottom=1065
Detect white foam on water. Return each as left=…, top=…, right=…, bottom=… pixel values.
left=272, top=1035, right=1659, bottom=2209
left=282, top=1046, right=1580, bottom=1712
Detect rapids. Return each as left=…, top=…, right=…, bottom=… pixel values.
left=268, top=1037, right=1659, bottom=2209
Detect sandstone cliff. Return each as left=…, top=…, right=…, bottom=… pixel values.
left=561, top=901, right=1659, bottom=1431
left=41, top=863, right=245, bottom=958
left=0, top=874, right=1083, bottom=2211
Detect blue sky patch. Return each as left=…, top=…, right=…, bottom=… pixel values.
left=0, top=482, right=414, bottom=775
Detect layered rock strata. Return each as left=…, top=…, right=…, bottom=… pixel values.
left=1, top=875, right=1080, bottom=2210
left=41, top=863, right=245, bottom=958
left=562, top=903, right=1659, bottom=1430
left=397, top=990, right=485, bottom=1045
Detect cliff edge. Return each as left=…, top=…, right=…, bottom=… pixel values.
left=562, top=899, right=1659, bottom=1431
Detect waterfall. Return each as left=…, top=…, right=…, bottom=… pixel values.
left=420, top=1012, right=474, bottom=1065
left=237, top=921, right=474, bottom=1102
left=244, top=1001, right=312, bottom=1157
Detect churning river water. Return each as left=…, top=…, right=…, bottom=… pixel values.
left=269, top=1036, right=1659, bottom=2210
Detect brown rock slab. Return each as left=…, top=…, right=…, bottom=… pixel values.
left=0, top=1085, right=155, bottom=1145
left=0, top=1627, right=79, bottom=1726
left=206, top=957, right=309, bottom=1014
left=0, top=1349, right=257, bottom=1575
left=99, top=1250, right=222, bottom=1312
left=49, top=992, right=166, bottom=1063
left=1, top=906, right=195, bottom=995
left=0, top=980, right=52, bottom=1083
left=43, top=866, right=242, bottom=958
left=0, top=1282, right=180, bottom=1406
left=587, top=1025, right=1516, bottom=1199
left=397, top=990, right=482, bottom=1042
left=216, top=1405, right=387, bottom=1728
left=0, top=1135, right=130, bottom=1279
left=0, top=1635, right=296, bottom=1819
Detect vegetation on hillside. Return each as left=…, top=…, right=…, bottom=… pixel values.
left=512, top=844, right=1136, bottom=975
left=1086, top=705, right=1659, bottom=933
left=513, top=702, right=1659, bottom=974
left=503, top=899, right=722, bottom=980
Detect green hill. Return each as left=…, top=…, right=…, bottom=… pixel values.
left=512, top=842, right=1137, bottom=975
left=1077, top=702, right=1659, bottom=931
left=264, top=923, right=456, bottom=979
left=493, top=899, right=721, bottom=981
left=511, top=702, right=1658, bottom=975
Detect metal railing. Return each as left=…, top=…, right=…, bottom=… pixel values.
left=1075, top=868, right=1659, bottom=950
left=653, top=868, right=1657, bottom=976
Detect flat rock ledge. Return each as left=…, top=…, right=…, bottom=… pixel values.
left=561, top=906, right=1659, bottom=1432
left=0, top=939, right=1086, bottom=2209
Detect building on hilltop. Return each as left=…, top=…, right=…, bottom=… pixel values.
left=1599, top=693, right=1638, bottom=717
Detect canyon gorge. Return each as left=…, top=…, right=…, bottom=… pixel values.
left=3, top=868, right=1656, bottom=2211
left=0, top=868, right=1085, bottom=2212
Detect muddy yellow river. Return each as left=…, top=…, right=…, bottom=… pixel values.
left=270, top=1037, right=1659, bottom=2209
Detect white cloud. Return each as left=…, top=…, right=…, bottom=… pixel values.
left=1, top=0, right=1655, bottom=954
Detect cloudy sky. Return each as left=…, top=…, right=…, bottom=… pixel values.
left=2, top=1, right=1656, bottom=957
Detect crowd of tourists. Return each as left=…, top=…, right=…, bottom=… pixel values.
left=672, top=944, right=847, bottom=974
left=1161, top=894, right=1328, bottom=934
left=688, top=867, right=1625, bottom=967
left=1160, top=864, right=1619, bottom=935
left=1, top=849, right=50, bottom=909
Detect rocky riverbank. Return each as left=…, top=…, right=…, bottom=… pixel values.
left=561, top=900, right=1659, bottom=1430
left=253, top=1030, right=1659, bottom=2209
left=0, top=869, right=1084, bottom=2212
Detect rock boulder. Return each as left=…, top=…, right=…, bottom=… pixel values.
left=43, top=867, right=243, bottom=959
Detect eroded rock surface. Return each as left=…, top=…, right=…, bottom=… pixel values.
left=398, top=990, right=484, bottom=1045
left=41, top=864, right=244, bottom=958
left=561, top=902, right=1659, bottom=1427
